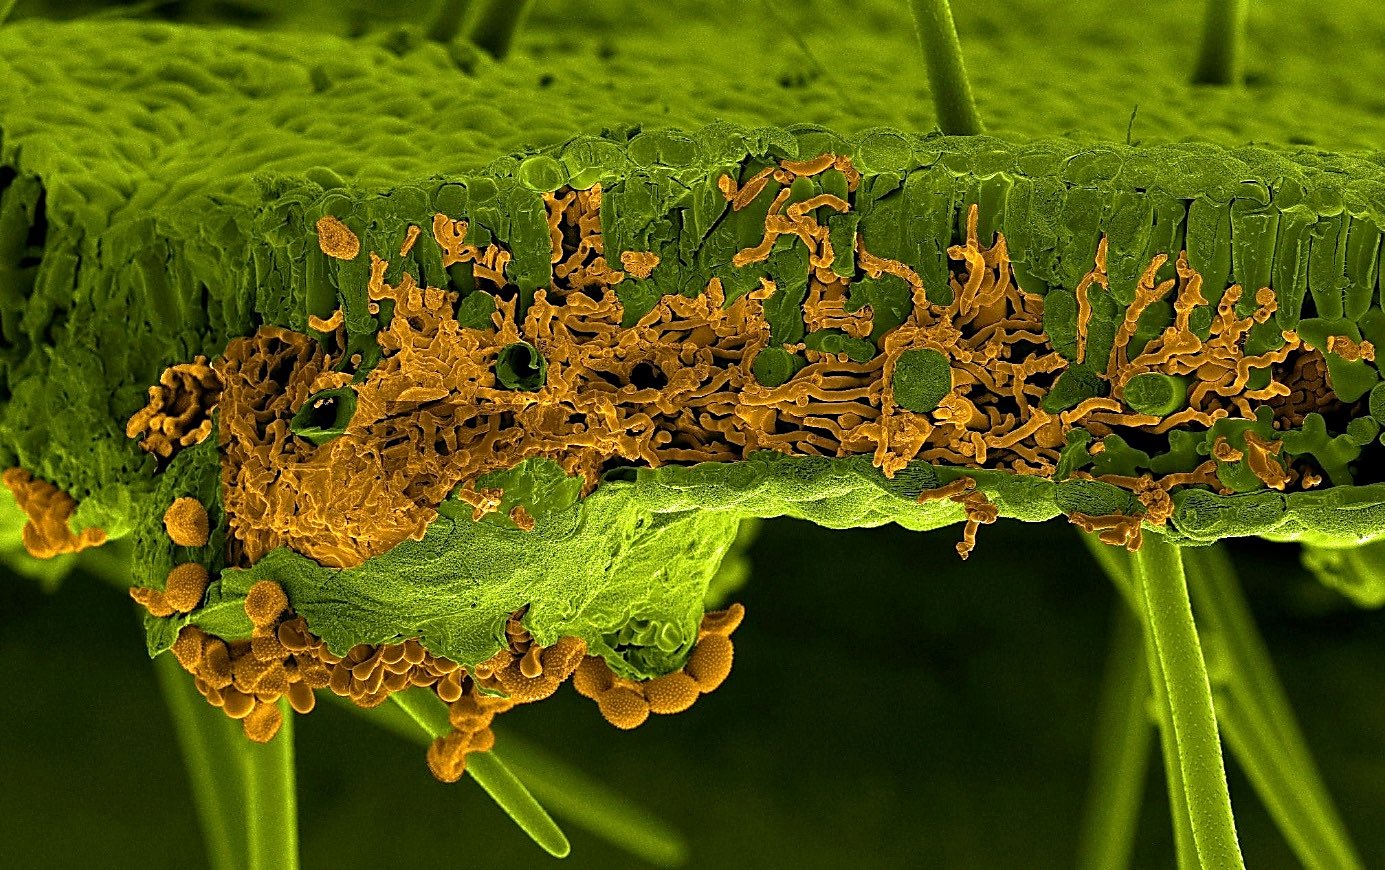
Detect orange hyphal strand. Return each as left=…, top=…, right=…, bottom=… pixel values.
left=1, top=467, right=106, bottom=558
left=728, top=167, right=775, bottom=211
left=1070, top=511, right=1145, bottom=551
left=508, top=504, right=536, bottom=531
left=804, top=272, right=873, bottom=338
left=126, top=355, right=222, bottom=459
left=1073, top=239, right=1106, bottom=364
left=916, top=477, right=997, bottom=559
left=307, top=308, right=344, bottom=332
left=1327, top=334, right=1374, bottom=363
left=573, top=603, right=745, bottom=730
left=399, top=224, right=422, bottom=257
left=545, top=185, right=626, bottom=291
left=212, top=325, right=375, bottom=567
left=779, top=153, right=837, bottom=176
left=1243, top=431, right=1291, bottom=491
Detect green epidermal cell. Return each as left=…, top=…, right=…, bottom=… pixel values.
left=1346, top=416, right=1379, bottom=448
left=1369, top=382, right=1385, bottom=425
left=495, top=341, right=547, bottom=391
left=604, top=616, right=688, bottom=675
left=1280, top=414, right=1361, bottom=487
left=1297, top=317, right=1379, bottom=403
left=516, top=155, right=567, bottom=193
left=891, top=348, right=952, bottom=413
left=1056, top=429, right=1095, bottom=480
left=1093, top=435, right=1152, bottom=480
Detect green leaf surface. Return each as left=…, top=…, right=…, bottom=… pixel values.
left=141, top=442, right=1385, bottom=671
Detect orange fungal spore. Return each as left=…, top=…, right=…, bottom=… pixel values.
left=163, top=496, right=210, bottom=548
left=162, top=562, right=210, bottom=612
left=575, top=602, right=745, bottom=729
left=168, top=587, right=587, bottom=776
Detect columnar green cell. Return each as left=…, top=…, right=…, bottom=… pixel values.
left=1123, top=372, right=1188, bottom=418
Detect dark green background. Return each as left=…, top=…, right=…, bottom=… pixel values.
left=4, top=518, right=1383, bottom=869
